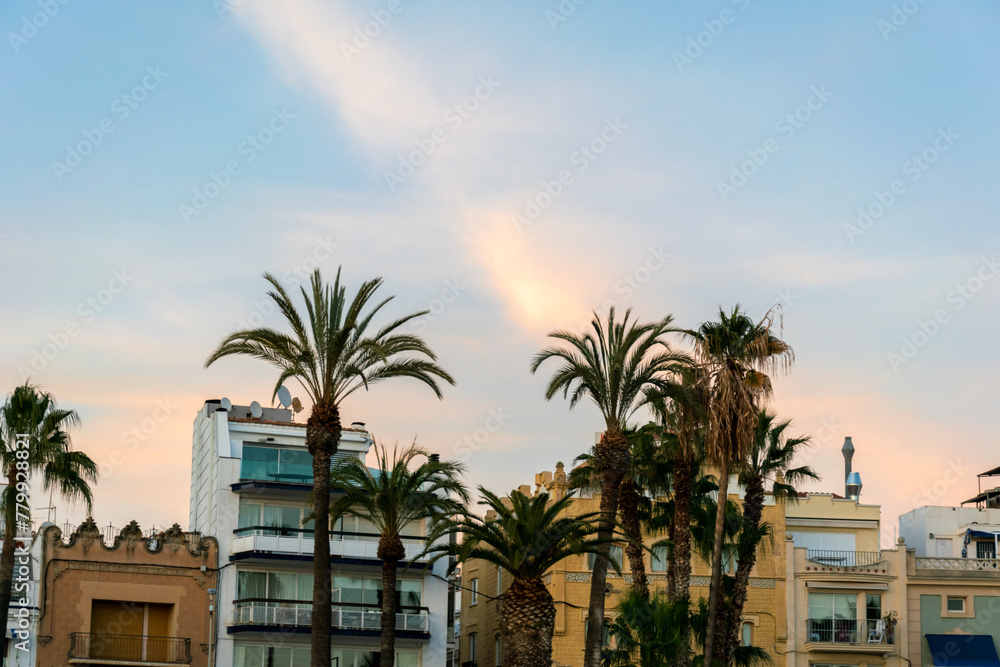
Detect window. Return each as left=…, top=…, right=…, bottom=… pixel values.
left=588, top=546, right=623, bottom=570
left=235, top=646, right=309, bottom=667
left=497, top=567, right=503, bottom=595
left=651, top=546, right=668, bottom=572
left=241, top=445, right=313, bottom=483
left=977, top=541, right=996, bottom=559
left=495, top=636, right=501, bottom=666
left=237, top=570, right=314, bottom=604
left=866, top=594, right=881, bottom=621
left=603, top=619, right=612, bottom=648
left=327, top=650, right=417, bottom=667
left=470, top=578, right=479, bottom=605
left=741, top=622, right=753, bottom=647
left=947, top=597, right=966, bottom=613
left=469, top=632, right=478, bottom=661
left=807, top=593, right=858, bottom=643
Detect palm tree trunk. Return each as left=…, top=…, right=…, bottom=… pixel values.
left=501, top=577, right=556, bottom=667
left=378, top=535, right=405, bottom=667
left=721, top=476, right=765, bottom=667
left=584, top=430, right=629, bottom=667
left=0, top=463, right=19, bottom=655
left=307, top=402, right=340, bottom=667
left=704, top=455, right=730, bottom=667
left=669, top=453, right=694, bottom=667
left=618, top=479, right=648, bottom=599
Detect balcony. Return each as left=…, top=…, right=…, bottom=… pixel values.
left=916, top=557, right=1000, bottom=572
left=231, top=527, right=427, bottom=562
left=804, top=619, right=894, bottom=654
left=68, top=633, right=191, bottom=665
left=806, top=550, right=884, bottom=567
left=231, top=600, right=430, bottom=634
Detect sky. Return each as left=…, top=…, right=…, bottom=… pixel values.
left=1, top=1, right=998, bottom=547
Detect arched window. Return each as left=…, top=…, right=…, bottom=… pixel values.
left=741, top=622, right=753, bottom=647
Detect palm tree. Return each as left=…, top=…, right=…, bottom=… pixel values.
left=434, top=487, right=613, bottom=667
left=717, top=409, right=816, bottom=666
left=531, top=307, right=688, bottom=667
left=0, top=383, right=98, bottom=626
left=689, top=306, right=792, bottom=665
left=205, top=268, right=454, bottom=667
left=328, top=442, right=468, bottom=667
left=603, top=590, right=691, bottom=667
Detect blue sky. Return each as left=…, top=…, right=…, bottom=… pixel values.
left=2, top=0, right=998, bottom=541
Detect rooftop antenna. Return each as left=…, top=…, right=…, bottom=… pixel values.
left=250, top=401, right=263, bottom=419
left=277, top=386, right=292, bottom=408
left=221, top=397, right=232, bottom=411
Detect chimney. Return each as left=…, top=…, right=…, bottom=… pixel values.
left=842, top=436, right=855, bottom=494
left=846, top=472, right=863, bottom=501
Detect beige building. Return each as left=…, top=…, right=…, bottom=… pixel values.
left=35, top=518, right=218, bottom=667
left=459, top=462, right=788, bottom=667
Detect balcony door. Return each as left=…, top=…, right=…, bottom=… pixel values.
left=90, top=600, right=172, bottom=661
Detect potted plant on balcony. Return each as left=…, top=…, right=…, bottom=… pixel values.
left=882, top=610, right=899, bottom=643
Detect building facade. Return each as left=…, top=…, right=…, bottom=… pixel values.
left=189, top=399, right=449, bottom=667
left=34, top=518, right=218, bottom=667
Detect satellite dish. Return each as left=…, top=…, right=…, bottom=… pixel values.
left=250, top=401, right=263, bottom=419
left=221, top=397, right=232, bottom=411
left=291, top=397, right=303, bottom=413
left=277, top=386, right=292, bottom=408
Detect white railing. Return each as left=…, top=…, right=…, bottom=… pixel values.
left=232, top=604, right=428, bottom=632
left=231, top=531, right=426, bottom=561
left=916, top=557, right=1000, bottom=571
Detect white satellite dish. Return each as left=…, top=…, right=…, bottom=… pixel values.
left=250, top=401, right=263, bottom=419
left=221, top=397, right=232, bottom=411
left=277, top=386, right=292, bottom=408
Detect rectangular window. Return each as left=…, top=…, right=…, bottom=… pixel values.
left=399, top=580, right=422, bottom=608
left=977, top=541, right=996, bottom=559
left=741, top=622, right=753, bottom=647
left=469, top=632, right=478, bottom=660
left=947, top=597, right=966, bottom=613
left=241, top=445, right=279, bottom=481
left=497, top=567, right=503, bottom=595
left=866, top=594, right=881, bottom=620
left=651, top=546, right=668, bottom=572
left=495, top=636, right=502, bottom=666
left=238, top=503, right=261, bottom=529
left=470, top=578, right=479, bottom=605
left=589, top=546, right=624, bottom=570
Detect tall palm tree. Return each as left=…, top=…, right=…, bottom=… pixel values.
left=328, top=442, right=468, bottom=667
left=205, top=268, right=454, bottom=667
left=531, top=307, right=687, bottom=667
left=434, top=488, right=613, bottom=667
left=0, top=383, right=98, bottom=628
left=717, top=409, right=816, bottom=666
left=689, top=306, right=792, bottom=665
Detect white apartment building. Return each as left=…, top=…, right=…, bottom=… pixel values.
left=189, top=399, right=450, bottom=667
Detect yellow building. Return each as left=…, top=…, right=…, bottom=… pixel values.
left=459, top=461, right=789, bottom=667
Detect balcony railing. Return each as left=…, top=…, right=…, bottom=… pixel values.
left=916, top=557, right=1000, bottom=571
left=232, top=600, right=429, bottom=633
left=806, top=550, right=884, bottom=567
left=68, top=633, right=191, bottom=664
left=805, top=619, right=891, bottom=645
left=232, top=527, right=427, bottom=561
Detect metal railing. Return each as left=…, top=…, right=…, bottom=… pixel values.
left=916, top=557, right=1000, bottom=571
left=805, top=550, right=884, bottom=567
left=231, top=527, right=427, bottom=561
left=232, top=601, right=429, bottom=632
left=68, top=633, right=191, bottom=664
left=805, top=619, right=890, bottom=645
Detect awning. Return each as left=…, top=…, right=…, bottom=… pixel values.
left=926, top=634, right=1000, bottom=667
left=967, top=530, right=1000, bottom=539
